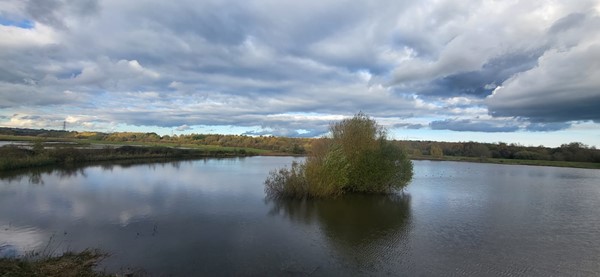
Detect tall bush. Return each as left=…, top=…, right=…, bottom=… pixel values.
left=265, top=113, right=413, bottom=199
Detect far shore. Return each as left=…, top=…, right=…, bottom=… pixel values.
left=409, top=155, right=600, bottom=169
left=0, top=142, right=258, bottom=172
left=1, top=135, right=598, bottom=171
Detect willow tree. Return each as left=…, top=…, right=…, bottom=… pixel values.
left=265, top=113, right=413, bottom=199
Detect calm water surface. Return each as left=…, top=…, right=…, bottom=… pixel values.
left=1, top=157, right=599, bottom=276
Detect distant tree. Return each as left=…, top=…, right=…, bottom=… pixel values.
left=191, top=134, right=206, bottom=140
left=514, top=151, right=542, bottom=160
left=429, top=144, right=443, bottom=157
left=492, top=142, right=513, bottom=159
left=32, top=139, right=45, bottom=155
left=464, top=142, right=491, bottom=158
left=291, top=144, right=305, bottom=154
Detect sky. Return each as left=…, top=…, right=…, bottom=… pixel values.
left=1, top=0, right=599, bottom=147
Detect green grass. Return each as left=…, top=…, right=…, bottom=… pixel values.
left=0, top=144, right=261, bottom=171
left=410, top=155, right=600, bottom=169
left=63, top=138, right=270, bottom=155
left=3, top=134, right=597, bottom=169
left=488, top=158, right=600, bottom=169
left=0, top=135, right=75, bottom=143
left=0, top=134, right=269, bottom=154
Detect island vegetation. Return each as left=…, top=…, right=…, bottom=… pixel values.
left=265, top=113, right=413, bottom=199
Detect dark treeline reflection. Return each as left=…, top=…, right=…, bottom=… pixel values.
left=0, top=159, right=200, bottom=185
left=267, top=193, right=412, bottom=268
left=0, top=167, right=85, bottom=185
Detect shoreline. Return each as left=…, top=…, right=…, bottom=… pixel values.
left=0, top=144, right=259, bottom=172
left=409, top=155, right=600, bottom=169
left=0, top=249, right=109, bottom=277
left=1, top=136, right=598, bottom=171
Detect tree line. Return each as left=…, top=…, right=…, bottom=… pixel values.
left=1, top=127, right=599, bottom=163
left=396, top=140, right=600, bottom=163
left=0, top=127, right=311, bottom=154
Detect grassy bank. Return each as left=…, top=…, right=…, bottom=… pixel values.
left=0, top=134, right=268, bottom=154
left=0, top=134, right=74, bottom=142
left=0, top=249, right=109, bottom=277
left=410, top=155, right=600, bottom=169
left=0, top=144, right=259, bottom=171
left=2, top=135, right=598, bottom=170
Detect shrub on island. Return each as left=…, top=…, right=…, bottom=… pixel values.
left=265, top=113, right=413, bottom=199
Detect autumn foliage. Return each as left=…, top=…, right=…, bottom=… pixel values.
left=265, top=113, right=413, bottom=199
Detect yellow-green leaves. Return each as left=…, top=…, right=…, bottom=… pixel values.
left=265, top=113, right=413, bottom=199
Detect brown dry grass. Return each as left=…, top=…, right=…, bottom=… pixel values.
left=0, top=249, right=108, bottom=277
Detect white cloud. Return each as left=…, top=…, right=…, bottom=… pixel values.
left=117, top=60, right=160, bottom=79
left=0, top=23, right=56, bottom=47
left=0, top=0, right=599, bottom=145
left=175, top=124, right=191, bottom=131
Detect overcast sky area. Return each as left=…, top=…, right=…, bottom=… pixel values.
left=1, top=0, right=599, bottom=147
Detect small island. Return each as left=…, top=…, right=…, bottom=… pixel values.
left=265, top=113, right=413, bottom=199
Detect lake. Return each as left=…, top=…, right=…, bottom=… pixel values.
left=1, top=157, right=599, bottom=276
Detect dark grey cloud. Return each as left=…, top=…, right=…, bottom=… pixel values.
left=486, top=12, right=600, bottom=123
left=243, top=128, right=325, bottom=138
left=0, top=83, right=86, bottom=108
left=413, top=50, right=544, bottom=97
left=526, top=122, right=572, bottom=132
left=393, top=123, right=425, bottom=130
left=141, top=2, right=254, bottom=45
left=487, top=47, right=600, bottom=122
left=24, top=0, right=99, bottom=29
left=24, top=0, right=64, bottom=28
left=489, top=94, right=600, bottom=123
left=549, top=13, right=587, bottom=34
left=430, top=119, right=520, bottom=133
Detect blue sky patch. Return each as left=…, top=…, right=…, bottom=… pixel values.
left=0, top=16, right=34, bottom=29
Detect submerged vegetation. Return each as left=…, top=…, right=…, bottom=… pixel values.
left=265, top=113, right=413, bottom=199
